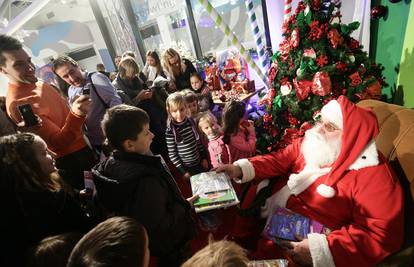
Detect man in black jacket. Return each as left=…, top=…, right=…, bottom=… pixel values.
left=93, top=105, right=195, bottom=266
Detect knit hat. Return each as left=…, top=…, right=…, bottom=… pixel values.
left=316, top=96, right=379, bottom=198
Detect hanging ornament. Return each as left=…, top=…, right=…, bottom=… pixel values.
left=280, top=81, right=293, bottom=96
left=371, top=5, right=388, bottom=20
left=293, top=78, right=312, bottom=101
left=290, top=28, right=300, bottom=48
left=312, top=72, right=332, bottom=96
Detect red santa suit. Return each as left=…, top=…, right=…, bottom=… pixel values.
left=233, top=96, right=404, bottom=267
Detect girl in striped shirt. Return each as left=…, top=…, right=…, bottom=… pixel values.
left=165, top=92, right=208, bottom=180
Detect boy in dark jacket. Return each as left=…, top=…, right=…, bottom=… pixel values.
left=92, top=104, right=195, bottom=266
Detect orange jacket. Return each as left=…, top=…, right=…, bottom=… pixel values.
left=6, top=81, right=86, bottom=158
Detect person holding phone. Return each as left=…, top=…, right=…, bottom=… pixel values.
left=1, top=34, right=96, bottom=190
left=53, top=55, right=122, bottom=153
left=112, top=56, right=168, bottom=157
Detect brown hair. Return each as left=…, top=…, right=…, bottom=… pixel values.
left=182, top=236, right=248, bottom=267
left=0, top=34, right=23, bottom=66
left=27, top=232, right=83, bottom=267
left=0, top=133, right=62, bottom=192
left=67, top=217, right=148, bottom=267
left=146, top=50, right=162, bottom=76
left=222, top=101, right=246, bottom=144
left=52, top=55, right=78, bottom=73
left=101, top=104, right=150, bottom=151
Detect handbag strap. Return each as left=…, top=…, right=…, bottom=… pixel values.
left=87, top=72, right=109, bottom=109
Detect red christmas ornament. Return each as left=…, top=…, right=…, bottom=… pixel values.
left=311, top=0, right=321, bottom=10
left=365, top=79, right=382, bottom=99
left=303, top=48, right=316, bottom=58
left=312, top=71, right=332, bottom=96
left=349, top=38, right=360, bottom=50
left=371, top=5, right=388, bottom=20
left=295, top=2, right=306, bottom=15
left=300, top=121, right=313, bottom=132
left=288, top=114, right=300, bottom=126
left=268, top=64, right=278, bottom=85
left=335, top=61, right=347, bottom=72
left=279, top=39, right=291, bottom=60
left=309, top=21, right=327, bottom=40
left=290, top=28, right=300, bottom=48
left=327, top=29, right=343, bottom=48
left=293, top=78, right=312, bottom=101
left=349, top=72, right=362, bottom=86
left=316, top=54, right=328, bottom=67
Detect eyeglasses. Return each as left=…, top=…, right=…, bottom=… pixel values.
left=316, top=120, right=341, bottom=132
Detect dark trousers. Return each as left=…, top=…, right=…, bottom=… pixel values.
left=56, top=146, right=98, bottom=190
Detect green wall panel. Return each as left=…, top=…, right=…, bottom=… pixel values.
left=397, top=1, right=414, bottom=108
left=372, top=0, right=411, bottom=103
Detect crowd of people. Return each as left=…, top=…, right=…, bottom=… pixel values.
left=0, top=32, right=405, bottom=267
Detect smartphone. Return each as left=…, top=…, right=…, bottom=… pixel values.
left=17, top=103, right=39, bottom=127
left=82, top=88, right=90, bottom=95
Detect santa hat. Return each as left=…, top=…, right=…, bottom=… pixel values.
left=320, top=99, right=342, bottom=129
left=316, top=96, right=379, bottom=198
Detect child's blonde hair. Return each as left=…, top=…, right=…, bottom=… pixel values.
left=198, top=111, right=219, bottom=134
left=182, top=236, right=248, bottom=267
left=165, top=92, right=186, bottom=119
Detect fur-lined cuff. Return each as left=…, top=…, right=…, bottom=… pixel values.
left=233, top=159, right=255, bottom=183
left=308, top=233, right=336, bottom=267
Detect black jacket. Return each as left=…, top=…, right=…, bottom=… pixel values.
left=92, top=151, right=195, bottom=257
left=112, top=75, right=168, bottom=156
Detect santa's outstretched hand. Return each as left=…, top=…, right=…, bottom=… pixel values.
left=215, top=164, right=242, bottom=180
left=280, top=237, right=312, bottom=266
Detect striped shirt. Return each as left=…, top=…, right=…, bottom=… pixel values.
left=166, top=118, right=205, bottom=173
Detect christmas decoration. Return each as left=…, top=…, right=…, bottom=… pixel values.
left=371, top=5, right=388, bottom=20
left=256, top=0, right=387, bottom=153
left=197, top=0, right=267, bottom=85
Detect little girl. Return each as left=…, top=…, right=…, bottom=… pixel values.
left=165, top=92, right=208, bottom=180
left=222, top=101, right=256, bottom=162
left=198, top=112, right=230, bottom=168
left=190, top=73, right=213, bottom=112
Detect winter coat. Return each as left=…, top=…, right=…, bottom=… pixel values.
left=92, top=151, right=196, bottom=257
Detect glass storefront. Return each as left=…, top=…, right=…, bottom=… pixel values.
left=130, top=0, right=197, bottom=61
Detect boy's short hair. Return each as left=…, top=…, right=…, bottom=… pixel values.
left=101, top=105, right=150, bottom=151
left=181, top=89, right=198, bottom=104
left=27, top=232, right=83, bottom=267
left=0, top=34, right=23, bottom=66
left=67, top=217, right=148, bottom=267
left=182, top=238, right=248, bottom=267
left=52, top=55, right=78, bottom=73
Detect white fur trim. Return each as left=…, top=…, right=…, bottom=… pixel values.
left=321, top=100, right=342, bottom=129
left=316, top=184, right=336, bottom=198
left=260, top=185, right=291, bottom=218
left=287, top=167, right=331, bottom=196
left=233, top=159, right=255, bottom=183
left=308, top=233, right=336, bottom=267
left=348, top=140, right=379, bottom=171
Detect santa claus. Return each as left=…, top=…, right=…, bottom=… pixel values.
left=217, top=96, right=404, bottom=267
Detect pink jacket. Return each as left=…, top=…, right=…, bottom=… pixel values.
left=228, top=124, right=256, bottom=162
left=208, top=135, right=230, bottom=168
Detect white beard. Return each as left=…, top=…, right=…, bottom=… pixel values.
left=301, top=126, right=342, bottom=169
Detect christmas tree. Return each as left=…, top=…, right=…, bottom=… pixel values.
left=256, top=0, right=387, bottom=153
